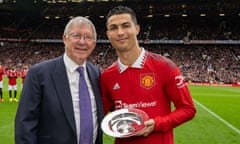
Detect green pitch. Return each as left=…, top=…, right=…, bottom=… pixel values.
left=0, top=77, right=240, bottom=144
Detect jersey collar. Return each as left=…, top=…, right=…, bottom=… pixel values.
left=118, top=48, right=146, bottom=73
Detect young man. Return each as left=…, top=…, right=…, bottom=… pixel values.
left=100, top=5, right=196, bottom=144
left=6, top=67, right=18, bottom=102
left=19, top=65, right=28, bottom=90
left=15, top=16, right=104, bottom=144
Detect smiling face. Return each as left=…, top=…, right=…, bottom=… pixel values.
left=63, top=22, right=96, bottom=65
left=106, top=13, right=140, bottom=53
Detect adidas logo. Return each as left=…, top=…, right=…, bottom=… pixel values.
left=113, top=83, right=120, bottom=90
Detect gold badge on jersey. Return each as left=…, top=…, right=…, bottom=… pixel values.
left=140, top=73, right=155, bottom=89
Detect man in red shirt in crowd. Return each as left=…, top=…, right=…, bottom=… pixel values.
left=19, top=66, right=28, bottom=90
left=0, top=63, right=5, bottom=102
left=7, top=67, right=19, bottom=102
left=100, top=5, right=196, bottom=144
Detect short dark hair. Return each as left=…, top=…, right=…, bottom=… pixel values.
left=106, top=5, right=138, bottom=25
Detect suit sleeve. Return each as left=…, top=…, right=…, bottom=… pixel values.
left=15, top=67, right=41, bottom=144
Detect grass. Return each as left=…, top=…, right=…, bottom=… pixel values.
left=174, top=85, right=240, bottom=144
left=0, top=102, right=17, bottom=144
left=0, top=77, right=240, bottom=144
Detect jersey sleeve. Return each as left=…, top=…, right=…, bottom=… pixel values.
left=153, top=66, right=196, bottom=132
left=100, top=73, right=115, bottom=115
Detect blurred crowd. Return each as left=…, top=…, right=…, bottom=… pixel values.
left=1, top=15, right=240, bottom=41
left=0, top=42, right=239, bottom=84
left=0, top=17, right=240, bottom=84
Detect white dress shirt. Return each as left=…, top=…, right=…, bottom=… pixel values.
left=63, top=53, right=98, bottom=144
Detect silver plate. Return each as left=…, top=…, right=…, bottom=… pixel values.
left=101, top=108, right=149, bottom=138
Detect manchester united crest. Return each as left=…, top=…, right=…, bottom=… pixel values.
left=140, top=73, right=155, bottom=89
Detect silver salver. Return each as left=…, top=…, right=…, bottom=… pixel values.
left=101, top=108, right=149, bottom=138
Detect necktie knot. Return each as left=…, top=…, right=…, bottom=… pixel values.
left=77, top=67, right=84, bottom=76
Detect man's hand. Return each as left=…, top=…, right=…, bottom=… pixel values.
left=135, top=119, right=155, bottom=137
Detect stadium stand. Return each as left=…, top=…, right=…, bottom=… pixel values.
left=0, top=0, right=239, bottom=85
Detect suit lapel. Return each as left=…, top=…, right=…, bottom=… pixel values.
left=86, top=63, right=104, bottom=122
left=86, top=63, right=101, bottom=103
left=86, top=64, right=98, bottom=93
left=51, top=57, right=77, bottom=136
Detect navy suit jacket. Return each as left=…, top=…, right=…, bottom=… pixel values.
left=15, top=55, right=104, bottom=144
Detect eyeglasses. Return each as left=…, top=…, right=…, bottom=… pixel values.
left=67, top=33, right=95, bottom=42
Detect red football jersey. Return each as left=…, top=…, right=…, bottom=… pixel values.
left=20, top=68, right=28, bottom=83
left=0, top=65, right=5, bottom=81
left=100, top=50, right=196, bottom=144
left=7, top=69, right=18, bottom=85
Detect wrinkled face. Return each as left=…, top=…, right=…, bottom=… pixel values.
left=106, top=14, right=140, bottom=52
left=63, top=23, right=96, bottom=65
